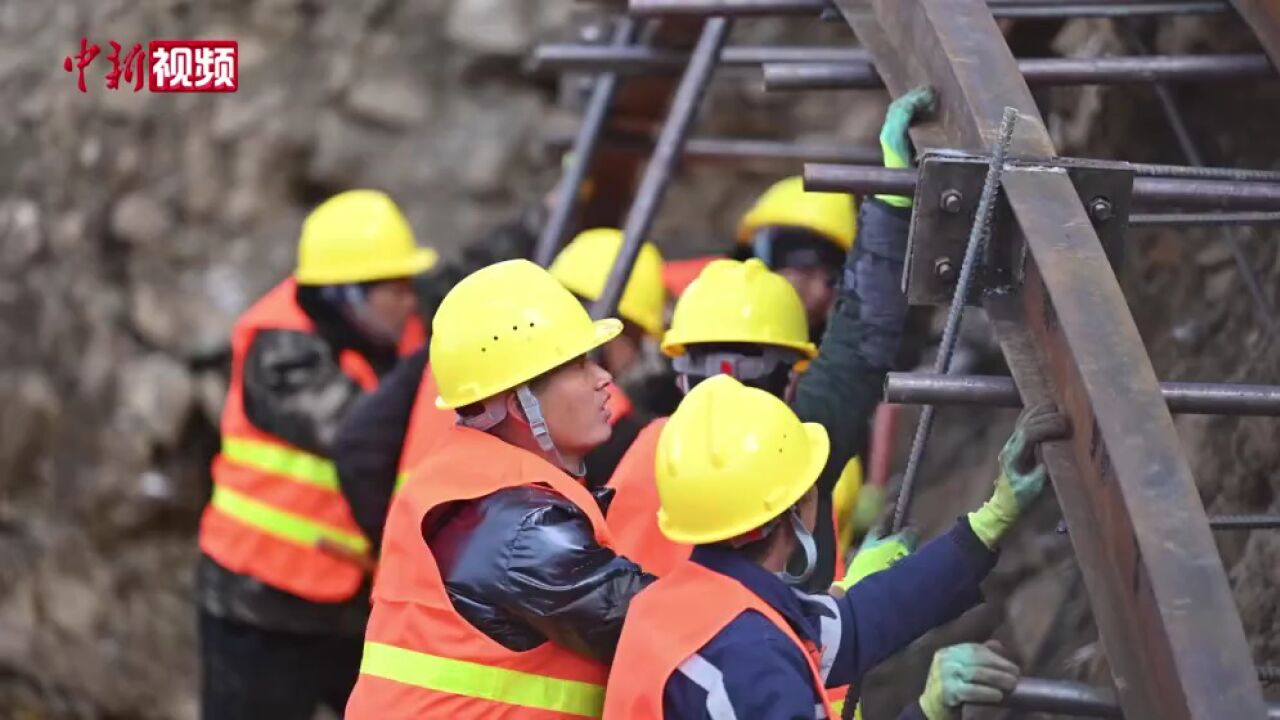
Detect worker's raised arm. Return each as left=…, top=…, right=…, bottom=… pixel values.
left=817, top=403, right=1068, bottom=691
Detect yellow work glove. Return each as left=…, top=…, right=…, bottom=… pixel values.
left=919, top=641, right=1020, bottom=720
left=967, top=403, right=1069, bottom=549
left=830, top=528, right=915, bottom=593
left=876, top=85, right=936, bottom=208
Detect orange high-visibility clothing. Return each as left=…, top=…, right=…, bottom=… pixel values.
left=200, top=279, right=416, bottom=602
left=605, top=418, right=691, bottom=577
left=346, top=425, right=613, bottom=718
left=602, top=560, right=838, bottom=719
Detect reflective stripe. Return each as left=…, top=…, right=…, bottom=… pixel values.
left=359, top=641, right=605, bottom=718
left=793, top=590, right=842, bottom=683
left=222, top=436, right=339, bottom=491
left=676, top=653, right=738, bottom=720
left=211, top=484, right=368, bottom=554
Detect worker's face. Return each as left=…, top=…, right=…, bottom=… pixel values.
left=364, top=278, right=418, bottom=337
left=778, top=266, right=836, bottom=329
left=533, top=356, right=615, bottom=456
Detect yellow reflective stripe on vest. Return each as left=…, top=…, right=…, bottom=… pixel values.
left=394, top=470, right=409, bottom=491
left=211, top=485, right=369, bottom=554
left=222, top=436, right=339, bottom=491
left=359, top=641, right=605, bottom=718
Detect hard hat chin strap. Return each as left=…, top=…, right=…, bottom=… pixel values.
left=775, top=508, right=817, bottom=587
left=456, top=395, right=508, bottom=431
left=516, top=385, right=586, bottom=477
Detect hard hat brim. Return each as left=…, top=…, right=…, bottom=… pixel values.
left=660, top=333, right=819, bottom=361
left=295, top=247, right=439, bottom=286
left=657, top=421, right=831, bottom=546
left=434, top=317, right=624, bottom=410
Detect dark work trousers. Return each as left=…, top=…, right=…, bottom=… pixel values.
left=199, top=609, right=363, bottom=720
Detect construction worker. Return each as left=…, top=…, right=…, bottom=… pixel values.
left=330, top=227, right=665, bottom=552
left=197, top=190, right=436, bottom=719
left=344, top=259, right=654, bottom=718
left=737, top=174, right=855, bottom=340
left=602, top=375, right=1067, bottom=718
left=607, top=88, right=931, bottom=587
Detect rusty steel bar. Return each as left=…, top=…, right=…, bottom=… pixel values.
left=592, top=18, right=731, bottom=319
left=629, top=0, right=1229, bottom=17
left=534, top=18, right=641, bottom=268
left=885, top=372, right=1280, bottom=416
left=531, top=44, right=869, bottom=74
left=542, top=131, right=882, bottom=165
left=762, top=54, right=1273, bottom=90
left=804, top=163, right=1280, bottom=210
left=831, top=0, right=1265, bottom=718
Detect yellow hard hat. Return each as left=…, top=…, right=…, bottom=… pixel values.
left=549, top=228, right=666, bottom=337
left=661, top=258, right=818, bottom=362
left=736, top=176, right=857, bottom=251
left=656, top=374, right=830, bottom=545
left=430, top=259, right=622, bottom=409
left=294, top=190, right=438, bottom=286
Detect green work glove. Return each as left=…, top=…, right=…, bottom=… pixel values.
left=850, top=483, right=885, bottom=537
left=831, top=528, right=915, bottom=593
left=877, top=85, right=936, bottom=208
left=968, top=403, right=1070, bottom=548
left=919, top=641, right=1020, bottom=720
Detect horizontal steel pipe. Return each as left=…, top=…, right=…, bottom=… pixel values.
left=972, top=677, right=1122, bottom=718
left=884, top=373, right=1280, bottom=416
left=629, top=0, right=1229, bottom=17
left=764, top=54, right=1273, bottom=90
left=531, top=44, right=870, bottom=74
left=804, top=163, right=1280, bottom=210
left=542, top=132, right=882, bottom=165
left=1129, top=211, right=1280, bottom=226
left=1209, top=514, right=1280, bottom=530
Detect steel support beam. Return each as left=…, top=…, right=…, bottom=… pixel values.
left=534, top=19, right=641, bottom=267
left=831, top=0, right=1265, bottom=717
left=804, top=163, right=1280, bottom=210
left=629, top=0, right=1230, bottom=18
left=532, top=44, right=870, bottom=74
left=885, top=372, right=1280, bottom=416
left=592, top=18, right=732, bottom=319
left=761, top=54, right=1273, bottom=90
left=542, top=131, right=882, bottom=165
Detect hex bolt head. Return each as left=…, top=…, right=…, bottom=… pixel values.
left=934, top=257, right=957, bottom=283
left=940, top=189, right=963, bottom=214
left=1089, top=197, right=1114, bottom=223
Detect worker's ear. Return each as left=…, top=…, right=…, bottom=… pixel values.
left=504, top=391, right=527, bottom=423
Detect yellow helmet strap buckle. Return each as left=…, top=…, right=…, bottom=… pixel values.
left=516, top=385, right=586, bottom=477
left=775, top=508, right=817, bottom=587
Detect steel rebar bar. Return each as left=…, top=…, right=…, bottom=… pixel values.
left=629, top=0, right=1229, bottom=17
left=1129, top=211, right=1280, bottom=226
left=762, top=54, right=1273, bottom=90
left=592, top=18, right=731, bottom=319
left=531, top=44, right=870, bottom=74
left=885, top=372, right=1280, bottom=416
left=1121, top=23, right=1278, bottom=331
left=1210, top=514, right=1280, bottom=530
left=804, top=163, right=1280, bottom=211
left=534, top=18, right=641, bottom=268
left=893, top=107, right=1018, bottom=534
left=543, top=131, right=882, bottom=165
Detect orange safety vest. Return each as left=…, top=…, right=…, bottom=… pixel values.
left=346, top=425, right=613, bottom=719
left=200, top=279, right=421, bottom=602
left=603, top=561, right=840, bottom=719
left=661, top=255, right=720, bottom=298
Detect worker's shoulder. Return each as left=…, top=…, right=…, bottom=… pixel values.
left=700, top=607, right=812, bottom=668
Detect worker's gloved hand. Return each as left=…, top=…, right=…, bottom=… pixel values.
left=919, top=641, right=1020, bottom=720
left=850, top=483, right=886, bottom=538
left=968, top=403, right=1070, bottom=548
left=877, top=85, right=936, bottom=208
left=830, top=527, right=916, bottom=594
